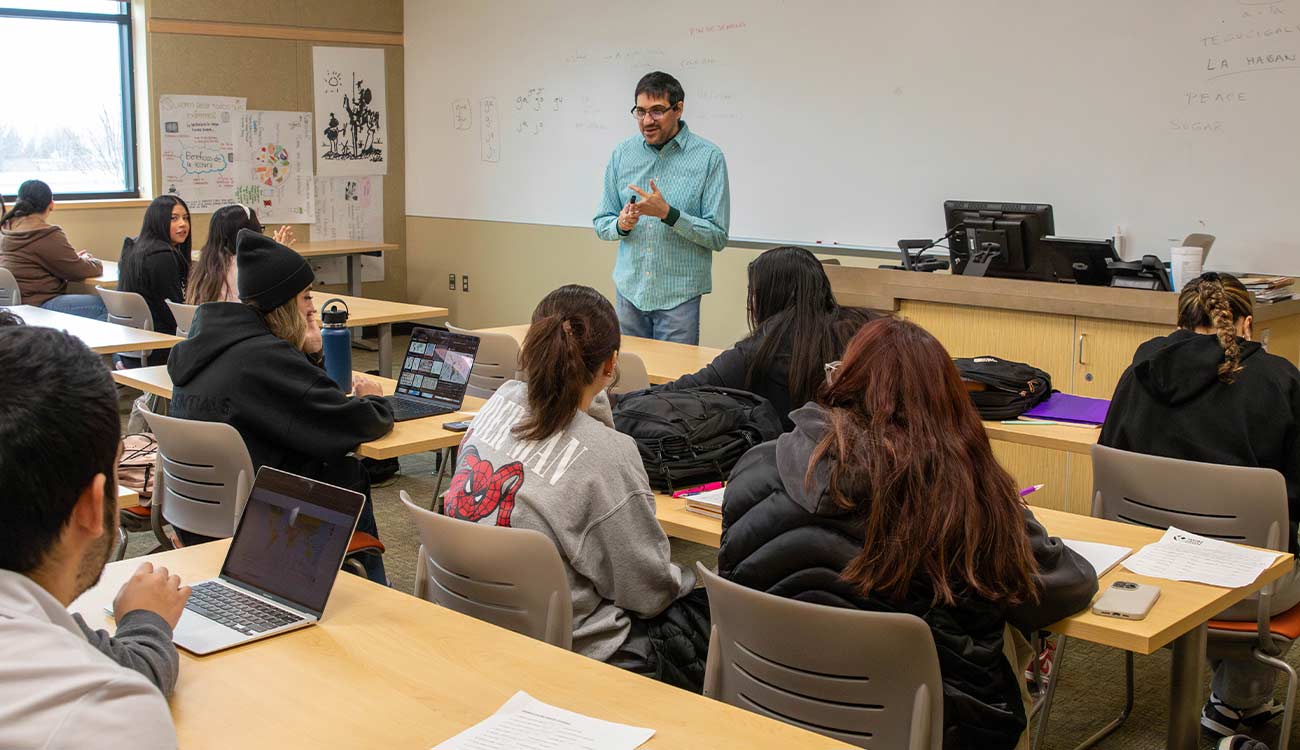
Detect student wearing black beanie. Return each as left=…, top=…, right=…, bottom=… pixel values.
left=166, top=229, right=394, bottom=583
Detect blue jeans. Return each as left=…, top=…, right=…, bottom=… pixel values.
left=42, top=293, right=108, bottom=321
left=615, top=292, right=701, bottom=345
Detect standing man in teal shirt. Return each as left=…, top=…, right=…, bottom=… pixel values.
left=594, top=72, right=730, bottom=345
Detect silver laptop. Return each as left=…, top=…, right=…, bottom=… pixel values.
left=171, top=467, right=364, bottom=655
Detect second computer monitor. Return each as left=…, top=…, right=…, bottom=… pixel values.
left=943, top=200, right=1056, bottom=281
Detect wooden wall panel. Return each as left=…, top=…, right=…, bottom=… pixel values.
left=1071, top=317, right=1169, bottom=399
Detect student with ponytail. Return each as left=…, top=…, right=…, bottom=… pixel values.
left=0, top=180, right=107, bottom=320
left=187, top=204, right=295, bottom=305
left=444, top=285, right=708, bottom=690
left=1101, top=271, right=1300, bottom=738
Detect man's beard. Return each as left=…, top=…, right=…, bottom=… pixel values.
left=74, top=483, right=118, bottom=596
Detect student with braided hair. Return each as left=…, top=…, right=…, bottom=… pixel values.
left=1101, top=271, right=1300, bottom=740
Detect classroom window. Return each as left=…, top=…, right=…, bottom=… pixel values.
left=0, top=1, right=138, bottom=200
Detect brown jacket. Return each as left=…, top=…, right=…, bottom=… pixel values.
left=0, top=220, right=102, bottom=306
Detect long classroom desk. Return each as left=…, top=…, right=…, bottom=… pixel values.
left=13, top=305, right=183, bottom=355
left=477, top=324, right=723, bottom=384
left=111, top=366, right=478, bottom=460
left=653, top=494, right=1293, bottom=750
left=70, top=540, right=838, bottom=750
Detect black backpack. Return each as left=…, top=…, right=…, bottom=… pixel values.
left=613, top=387, right=784, bottom=492
left=953, top=356, right=1053, bottom=420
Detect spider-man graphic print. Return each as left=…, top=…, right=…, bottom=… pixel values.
left=443, top=445, right=524, bottom=527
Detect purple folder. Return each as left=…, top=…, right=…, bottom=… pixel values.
left=1021, top=393, right=1111, bottom=425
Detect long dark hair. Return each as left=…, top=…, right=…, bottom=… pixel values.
left=187, top=205, right=262, bottom=304
left=1, top=179, right=53, bottom=226
left=515, top=285, right=621, bottom=442
left=744, top=246, right=870, bottom=406
left=1177, top=272, right=1253, bottom=384
left=121, top=195, right=191, bottom=294
left=812, top=316, right=1039, bottom=607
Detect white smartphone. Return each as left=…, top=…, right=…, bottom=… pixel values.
left=1092, top=580, right=1161, bottom=620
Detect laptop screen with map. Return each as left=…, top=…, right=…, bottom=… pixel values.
left=219, top=467, right=363, bottom=617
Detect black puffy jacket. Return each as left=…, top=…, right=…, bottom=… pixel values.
left=718, top=405, right=1098, bottom=750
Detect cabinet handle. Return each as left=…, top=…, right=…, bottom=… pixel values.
left=1078, top=333, right=1087, bottom=365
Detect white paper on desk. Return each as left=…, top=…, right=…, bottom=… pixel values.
left=1062, top=539, right=1131, bottom=577
left=684, top=487, right=725, bottom=508
left=1122, top=527, right=1286, bottom=588
left=433, top=691, right=654, bottom=750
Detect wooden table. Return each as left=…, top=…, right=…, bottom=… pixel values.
left=84, top=259, right=118, bottom=288
left=13, top=305, right=183, bottom=355
left=478, top=324, right=722, bottom=384
left=296, top=240, right=398, bottom=298
left=315, top=293, right=447, bottom=377
left=70, top=542, right=836, bottom=750
left=982, top=420, right=1098, bottom=455
left=110, top=366, right=478, bottom=460
left=650, top=495, right=1292, bottom=749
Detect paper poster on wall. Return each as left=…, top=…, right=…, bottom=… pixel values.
left=309, top=176, right=385, bottom=284
left=159, top=95, right=245, bottom=212
left=235, top=111, right=316, bottom=224
left=313, top=46, right=388, bottom=176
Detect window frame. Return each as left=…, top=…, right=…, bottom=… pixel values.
left=0, top=2, right=140, bottom=202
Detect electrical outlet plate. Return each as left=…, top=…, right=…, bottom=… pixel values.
left=448, top=274, right=456, bottom=291
left=462, top=274, right=470, bottom=292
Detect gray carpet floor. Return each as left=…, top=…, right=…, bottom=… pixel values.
left=116, top=336, right=1300, bottom=749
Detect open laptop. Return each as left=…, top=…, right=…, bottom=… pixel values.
left=171, top=467, right=364, bottom=655
left=387, top=326, right=481, bottom=422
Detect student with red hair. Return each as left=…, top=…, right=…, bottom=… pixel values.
left=719, top=316, right=1098, bottom=748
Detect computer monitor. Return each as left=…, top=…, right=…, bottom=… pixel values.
left=943, top=201, right=1057, bottom=281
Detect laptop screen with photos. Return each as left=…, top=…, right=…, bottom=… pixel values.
left=220, top=469, right=363, bottom=616
left=395, top=327, right=479, bottom=408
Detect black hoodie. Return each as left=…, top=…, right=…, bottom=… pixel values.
left=167, top=303, right=394, bottom=483
left=120, top=236, right=190, bottom=365
left=718, top=405, right=1098, bottom=750
left=1099, top=328, right=1300, bottom=551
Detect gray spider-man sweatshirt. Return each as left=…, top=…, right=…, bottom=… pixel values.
left=446, top=380, right=695, bottom=661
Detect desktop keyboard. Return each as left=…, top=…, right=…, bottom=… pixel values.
left=185, top=581, right=304, bottom=635
left=386, top=396, right=453, bottom=422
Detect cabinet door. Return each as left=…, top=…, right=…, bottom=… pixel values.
left=900, top=301, right=1076, bottom=388
left=1071, top=317, right=1170, bottom=399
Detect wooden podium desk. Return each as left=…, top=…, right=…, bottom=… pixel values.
left=827, top=266, right=1300, bottom=514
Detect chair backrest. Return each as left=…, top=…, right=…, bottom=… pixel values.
left=1181, top=233, right=1216, bottom=264
left=165, top=300, right=197, bottom=337
left=696, top=563, right=943, bottom=749
left=446, top=324, right=521, bottom=398
left=96, top=285, right=154, bottom=362
left=0, top=267, right=21, bottom=305
left=141, top=409, right=256, bottom=540
left=400, top=491, right=573, bottom=649
left=610, top=351, right=650, bottom=395
left=1091, top=444, right=1288, bottom=551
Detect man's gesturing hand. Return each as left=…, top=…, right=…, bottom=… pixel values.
left=628, top=179, right=670, bottom=220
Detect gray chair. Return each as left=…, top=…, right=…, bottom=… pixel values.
left=0, top=267, right=20, bottom=305
left=610, top=351, right=650, bottom=395
left=1034, top=444, right=1297, bottom=750
left=96, top=285, right=154, bottom=365
left=142, top=408, right=381, bottom=576
left=400, top=491, right=573, bottom=649
left=166, top=299, right=198, bottom=337
left=142, top=409, right=256, bottom=541
left=696, top=563, right=943, bottom=749
left=447, top=323, right=521, bottom=399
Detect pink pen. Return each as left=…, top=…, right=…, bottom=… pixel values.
left=1019, top=484, right=1045, bottom=497
left=672, top=481, right=724, bottom=498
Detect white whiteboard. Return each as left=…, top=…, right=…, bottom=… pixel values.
left=405, top=0, right=1300, bottom=272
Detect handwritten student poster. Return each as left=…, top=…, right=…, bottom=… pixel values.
left=236, top=111, right=316, bottom=224
left=310, top=176, right=385, bottom=283
left=159, top=95, right=245, bottom=212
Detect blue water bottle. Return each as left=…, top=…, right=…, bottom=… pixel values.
left=320, top=298, right=352, bottom=392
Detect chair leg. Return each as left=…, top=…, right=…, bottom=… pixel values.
left=1033, top=641, right=1134, bottom=750
left=1253, top=645, right=1297, bottom=750
left=113, top=526, right=128, bottom=561
left=431, top=446, right=456, bottom=511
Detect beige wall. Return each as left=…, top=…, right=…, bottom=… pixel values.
left=49, top=0, right=406, bottom=301
left=405, top=217, right=891, bottom=349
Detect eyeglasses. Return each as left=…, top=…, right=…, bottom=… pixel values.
left=630, top=105, right=677, bottom=121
